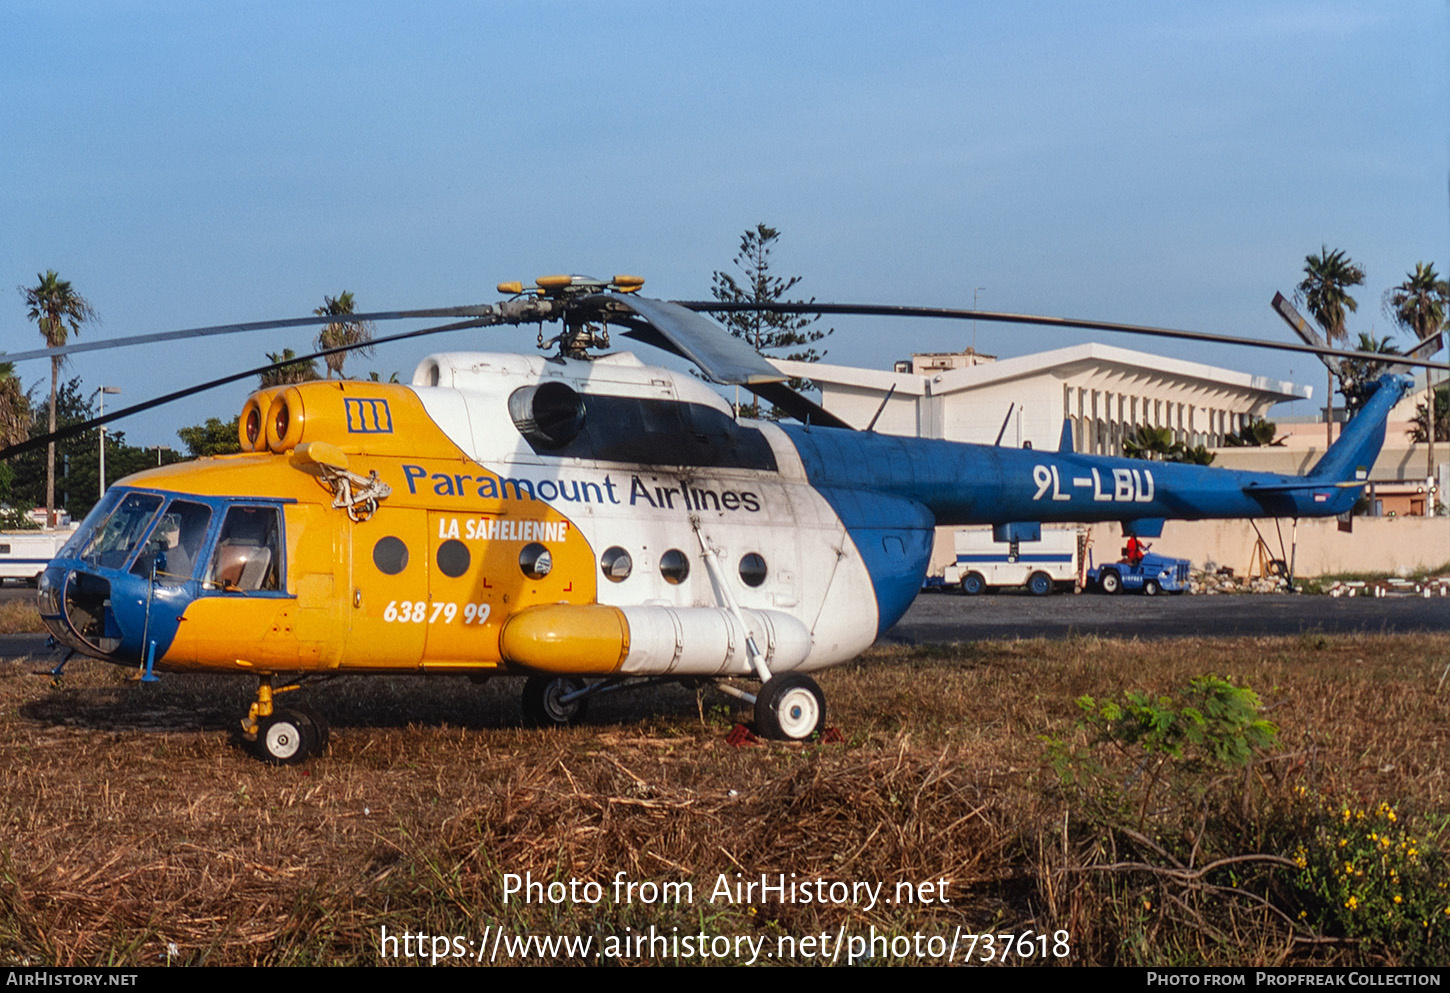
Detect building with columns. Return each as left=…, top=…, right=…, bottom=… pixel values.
left=772, top=343, right=1310, bottom=452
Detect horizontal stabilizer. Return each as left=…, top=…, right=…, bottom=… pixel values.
left=1244, top=480, right=1366, bottom=493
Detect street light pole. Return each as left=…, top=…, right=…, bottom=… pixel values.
left=95, top=386, right=121, bottom=499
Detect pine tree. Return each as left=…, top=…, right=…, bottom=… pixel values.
left=711, top=225, right=830, bottom=417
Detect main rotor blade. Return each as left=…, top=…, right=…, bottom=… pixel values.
left=587, top=294, right=786, bottom=385
left=745, top=381, right=853, bottom=429
left=676, top=301, right=1450, bottom=373
left=0, top=316, right=492, bottom=460
left=0, top=304, right=503, bottom=364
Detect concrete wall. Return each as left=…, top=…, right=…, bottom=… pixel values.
left=1085, top=517, right=1450, bottom=577
left=927, top=517, right=1450, bottom=581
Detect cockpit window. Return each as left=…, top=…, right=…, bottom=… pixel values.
left=207, top=505, right=282, bottom=592
left=78, top=492, right=164, bottom=570
left=130, top=500, right=213, bottom=584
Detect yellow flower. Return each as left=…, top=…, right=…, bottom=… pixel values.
left=1346, top=896, right=1359, bottom=910
left=1395, top=895, right=1403, bottom=904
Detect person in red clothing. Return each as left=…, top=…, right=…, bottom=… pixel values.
left=1125, top=535, right=1149, bottom=565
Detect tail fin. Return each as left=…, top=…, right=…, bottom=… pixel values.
left=1308, top=373, right=1414, bottom=482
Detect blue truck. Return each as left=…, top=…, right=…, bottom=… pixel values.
left=1087, top=550, right=1192, bottom=595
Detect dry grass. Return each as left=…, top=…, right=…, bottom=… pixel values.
left=0, top=599, right=43, bottom=634
left=0, top=632, right=1446, bottom=966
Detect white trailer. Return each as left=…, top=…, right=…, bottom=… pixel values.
left=938, top=526, right=1082, bottom=596
left=0, top=527, right=78, bottom=586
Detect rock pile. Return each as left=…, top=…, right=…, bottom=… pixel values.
left=1189, top=567, right=1291, bottom=594
left=1324, top=577, right=1450, bottom=598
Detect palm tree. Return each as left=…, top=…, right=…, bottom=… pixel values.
left=1409, top=384, right=1447, bottom=445
left=1124, top=425, right=1215, bottom=464
left=1339, top=332, right=1403, bottom=414
left=1384, top=262, right=1449, bottom=343
left=259, top=349, right=321, bottom=388
left=21, top=271, right=96, bottom=526
left=0, top=363, right=31, bottom=449
left=1123, top=425, right=1179, bottom=460
left=1223, top=417, right=1284, bottom=448
left=1384, top=262, right=1450, bottom=494
left=1296, top=247, right=1365, bottom=447
left=314, top=292, right=374, bottom=378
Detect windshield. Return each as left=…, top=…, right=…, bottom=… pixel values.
left=130, top=499, right=214, bottom=584
left=77, top=492, right=164, bottom=570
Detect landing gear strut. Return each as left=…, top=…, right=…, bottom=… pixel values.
left=242, top=676, right=331, bottom=763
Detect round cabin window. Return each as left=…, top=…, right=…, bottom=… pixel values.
left=373, top=536, right=409, bottom=576
left=659, top=549, right=690, bottom=585
left=600, top=546, right=632, bottom=582
left=437, top=539, right=470, bottom=578
left=519, top=542, right=553, bottom=580
left=739, top=552, right=767, bottom=588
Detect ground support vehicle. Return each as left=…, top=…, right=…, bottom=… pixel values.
left=923, top=526, right=1082, bottom=596
left=1087, top=551, right=1191, bottom=595
left=0, top=527, right=78, bottom=586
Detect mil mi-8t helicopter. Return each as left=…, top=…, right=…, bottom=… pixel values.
left=7, top=274, right=1435, bottom=762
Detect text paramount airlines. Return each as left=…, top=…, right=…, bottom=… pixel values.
left=400, top=465, right=763, bottom=514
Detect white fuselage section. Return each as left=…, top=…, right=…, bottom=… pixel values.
left=408, top=351, right=883, bottom=673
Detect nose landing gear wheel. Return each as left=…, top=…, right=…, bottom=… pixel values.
left=252, top=708, right=321, bottom=764
left=522, top=676, right=590, bottom=728
left=755, top=673, right=826, bottom=741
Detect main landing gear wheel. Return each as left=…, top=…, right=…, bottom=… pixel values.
left=1099, top=570, right=1123, bottom=595
left=961, top=572, right=986, bottom=596
left=755, top=673, right=826, bottom=741
left=252, top=708, right=322, bottom=764
left=522, top=676, right=590, bottom=728
left=1027, top=571, right=1053, bottom=597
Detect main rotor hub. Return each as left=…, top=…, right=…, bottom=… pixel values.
left=496, top=274, right=643, bottom=360
left=496, top=273, right=644, bottom=302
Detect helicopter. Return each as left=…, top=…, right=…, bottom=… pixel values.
left=9, top=274, right=1435, bottom=763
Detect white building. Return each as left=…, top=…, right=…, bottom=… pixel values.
left=773, top=343, right=1310, bottom=453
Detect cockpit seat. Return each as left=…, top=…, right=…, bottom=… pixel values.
left=212, top=542, right=272, bottom=591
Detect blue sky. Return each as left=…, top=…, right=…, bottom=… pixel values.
left=2, top=1, right=1446, bottom=446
